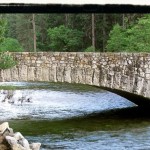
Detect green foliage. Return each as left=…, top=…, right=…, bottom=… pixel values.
left=36, top=32, right=49, bottom=51
left=84, top=46, right=95, bottom=52
left=47, top=25, right=83, bottom=51
left=0, top=18, right=7, bottom=43
left=106, top=15, right=150, bottom=52
left=0, top=38, right=23, bottom=52
left=106, top=24, right=127, bottom=52
left=0, top=52, right=17, bottom=70
left=1, top=14, right=145, bottom=52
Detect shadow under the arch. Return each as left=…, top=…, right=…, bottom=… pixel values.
left=96, top=86, right=150, bottom=108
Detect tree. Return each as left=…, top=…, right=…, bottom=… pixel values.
left=5, top=14, right=17, bottom=39
left=106, top=24, right=127, bottom=52
left=102, top=14, right=106, bottom=52
left=122, top=14, right=125, bottom=29
left=106, top=15, right=150, bottom=52
left=65, top=14, right=70, bottom=27
left=15, top=14, right=33, bottom=51
left=32, top=14, right=37, bottom=52
left=47, top=25, right=83, bottom=51
left=0, top=38, right=23, bottom=52
left=0, top=17, right=6, bottom=43
left=1, top=13, right=145, bottom=52
left=91, top=13, right=95, bottom=51
left=5, top=14, right=37, bottom=52
left=35, top=14, right=49, bottom=51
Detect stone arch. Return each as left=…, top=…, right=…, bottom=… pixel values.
left=1, top=52, right=150, bottom=107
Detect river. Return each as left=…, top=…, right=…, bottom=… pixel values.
left=0, top=82, right=150, bottom=150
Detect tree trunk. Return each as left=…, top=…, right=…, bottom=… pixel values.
left=65, top=14, right=69, bottom=27
left=92, top=13, right=95, bottom=51
left=32, top=14, right=37, bottom=52
left=102, top=14, right=106, bottom=52
left=122, top=14, right=125, bottom=29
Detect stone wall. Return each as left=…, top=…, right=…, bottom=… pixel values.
left=1, top=52, right=150, bottom=104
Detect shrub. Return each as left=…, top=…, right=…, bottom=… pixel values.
left=84, top=46, right=95, bottom=52
left=0, top=38, right=23, bottom=52
left=0, top=52, right=17, bottom=70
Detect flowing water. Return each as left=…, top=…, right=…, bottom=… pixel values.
left=0, top=82, right=150, bottom=150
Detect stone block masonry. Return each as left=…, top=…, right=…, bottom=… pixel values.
left=1, top=52, right=150, bottom=105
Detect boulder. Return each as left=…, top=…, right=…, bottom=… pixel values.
left=0, top=122, right=41, bottom=150
left=30, top=143, right=41, bottom=150
left=6, top=136, right=31, bottom=150
left=0, top=144, right=11, bottom=150
left=0, top=135, right=5, bottom=143
left=5, top=136, right=17, bottom=146
left=0, top=127, right=13, bottom=137
left=9, top=128, right=14, bottom=136
left=0, top=135, right=11, bottom=150
left=14, top=132, right=24, bottom=141
left=0, top=122, right=9, bottom=133
left=12, top=143, right=28, bottom=150
left=2, top=128, right=11, bottom=137
left=18, top=138, right=30, bottom=149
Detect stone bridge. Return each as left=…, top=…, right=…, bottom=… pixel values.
left=1, top=52, right=150, bottom=107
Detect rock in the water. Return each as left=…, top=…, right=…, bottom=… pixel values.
left=14, top=132, right=24, bottom=141
left=5, top=136, right=17, bottom=146
left=30, top=143, right=41, bottom=150
left=18, top=138, right=30, bottom=149
left=5, top=136, right=31, bottom=150
left=9, top=128, right=14, bottom=136
left=0, top=122, right=9, bottom=133
left=0, top=135, right=5, bottom=143
left=0, top=122, right=40, bottom=150
left=12, top=143, right=28, bottom=150
left=0, top=127, right=13, bottom=137
left=0, top=135, right=11, bottom=150
left=2, top=128, right=11, bottom=136
left=0, top=144, right=11, bottom=150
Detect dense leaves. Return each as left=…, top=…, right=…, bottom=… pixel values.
left=106, top=24, right=127, bottom=51
left=0, top=52, right=17, bottom=70
left=0, top=18, right=18, bottom=70
left=84, top=46, right=95, bottom=52
left=3, top=13, right=130, bottom=52
left=107, top=15, right=150, bottom=52
left=0, top=18, right=6, bottom=43
left=47, top=25, right=83, bottom=51
left=0, top=38, right=23, bottom=52
left=0, top=13, right=147, bottom=52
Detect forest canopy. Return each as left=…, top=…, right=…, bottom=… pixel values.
left=0, top=13, right=148, bottom=52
